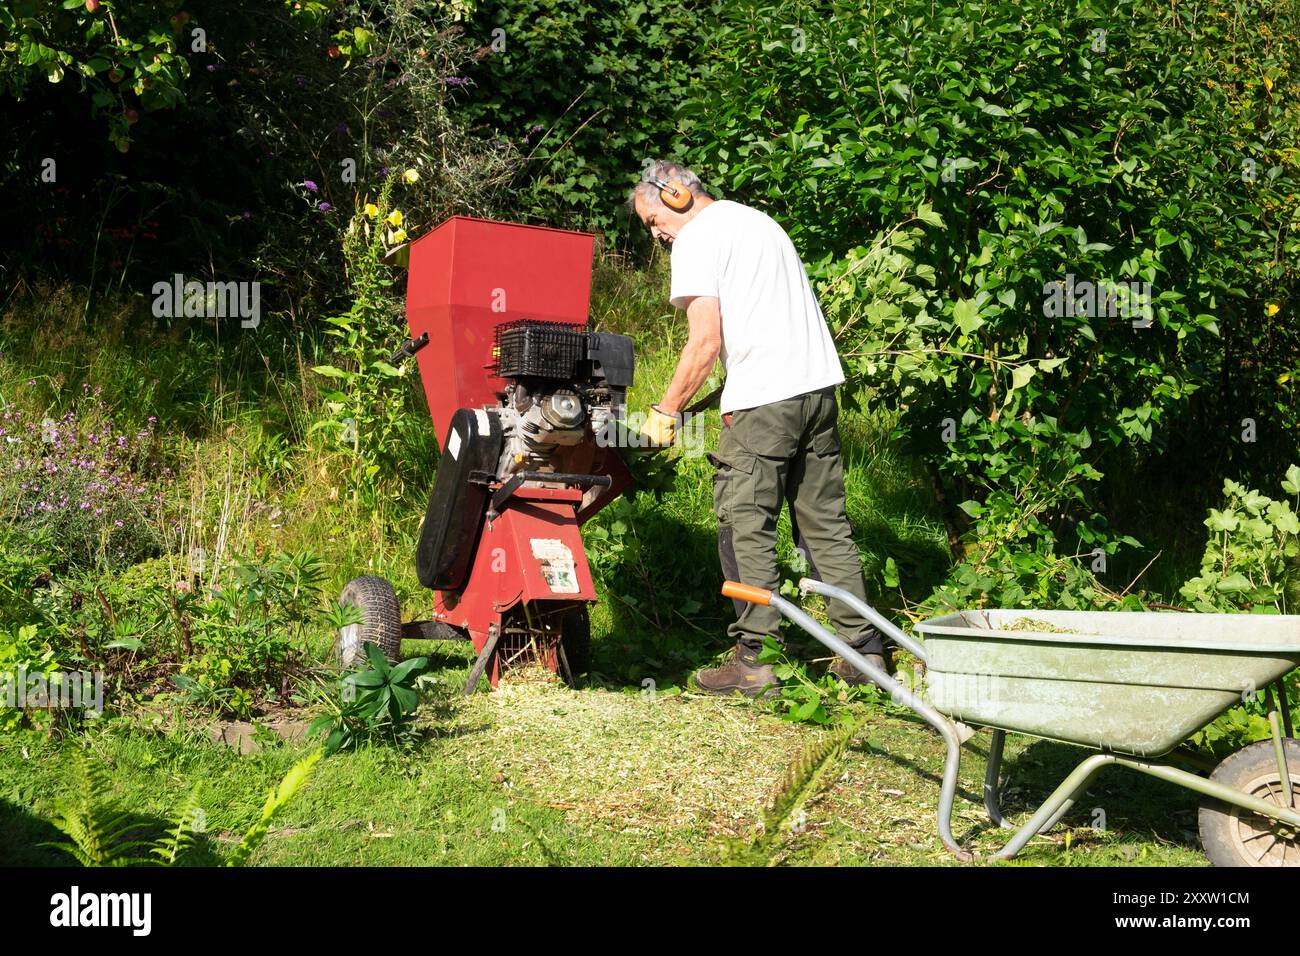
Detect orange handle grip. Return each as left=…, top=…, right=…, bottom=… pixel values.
left=721, top=581, right=772, bottom=605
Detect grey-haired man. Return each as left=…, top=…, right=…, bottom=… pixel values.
left=631, top=160, right=886, bottom=697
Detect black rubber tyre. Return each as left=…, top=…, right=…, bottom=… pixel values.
left=559, top=606, right=592, bottom=681
left=1198, top=738, right=1300, bottom=867
left=335, top=576, right=402, bottom=668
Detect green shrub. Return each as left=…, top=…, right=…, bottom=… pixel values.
left=685, top=0, right=1300, bottom=572
left=460, top=0, right=712, bottom=239
left=1179, top=466, right=1300, bottom=614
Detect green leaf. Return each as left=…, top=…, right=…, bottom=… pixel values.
left=953, top=298, right=983, bottom=334
left=389, top=656, right=428, bottom=683
left=1009, top=364, right=1036, bottom=391
left=882, top=556, right=900, bottom=589
left=1215, top=573, right=1253, bottom=593
left=792, top=697, right=821, bottom=721
left=916, top=203, right=944, bottom=228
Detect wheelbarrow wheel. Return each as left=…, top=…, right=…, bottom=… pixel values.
left=558, top=607, right=592, bottom=683
left=1198, top=739, right=1300, bottom=867
left=335, top=576, right=402, bottom=668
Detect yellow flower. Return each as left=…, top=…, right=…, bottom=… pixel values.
left=387, top=227, right=407, bottom=245
left=363, top=202, right=379, bottom=219
left=1279, top=372, right=1292, bottom=385
left=402, top=168, right=420, bottom=184
left=1267, top=303, right=1281, bottom=316
left=386, top=209, right=404, bottom=226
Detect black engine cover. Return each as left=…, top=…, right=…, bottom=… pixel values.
left=416, top=407, right=503, bottom=591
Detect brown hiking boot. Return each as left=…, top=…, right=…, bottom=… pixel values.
left=694, top=648, right=780, bottom=699
left=829, top=652, right=891, bottom=689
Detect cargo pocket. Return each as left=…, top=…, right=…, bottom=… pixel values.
left=811, top=424, right=841, bottom=456
left=730, top=402, right=803, bottom=459
left=810, top=396, right=843, bottom=456
left=708, top=450, right=756, bottom=525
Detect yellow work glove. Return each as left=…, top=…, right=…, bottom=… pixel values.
left=642, top=404, right=678, bottom=447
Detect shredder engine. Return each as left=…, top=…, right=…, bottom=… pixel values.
left=334, top=216, right=638, bottom=692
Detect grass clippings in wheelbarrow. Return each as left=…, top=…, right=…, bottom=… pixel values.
left=1001, top=618, right=1078, bottom=633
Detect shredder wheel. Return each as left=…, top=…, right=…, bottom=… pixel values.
left=1199, top=738, right=1300, bottom=867
left=335, top=575, right=403, bottom=668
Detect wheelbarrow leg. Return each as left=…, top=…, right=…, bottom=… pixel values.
left=1269, top=710, right=1294, bottom=810
left=991, top=753, right=1118, bottom=860
left=1037, top=781, right=1091, bottom=833
left=1274, top=679, right=1294, bottom=740
left=983, top=730, right=1015, bottom=829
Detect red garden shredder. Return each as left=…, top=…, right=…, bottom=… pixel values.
left=335, top=216, right=638, bottom=692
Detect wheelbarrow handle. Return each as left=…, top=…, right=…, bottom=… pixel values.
left=721, top=579, right=973, bottom=862
left=796, top=577, right=928, bottom=664
left=721, top=581, right=773, bottom=605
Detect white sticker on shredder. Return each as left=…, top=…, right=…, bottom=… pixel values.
left=474, top=408, right=490, bottom=434
left=447, top=427, right=461, bottom=460
left=530, top=538, right=580, bottom=593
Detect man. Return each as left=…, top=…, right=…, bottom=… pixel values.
left=630, top=160, right=887, bottom=697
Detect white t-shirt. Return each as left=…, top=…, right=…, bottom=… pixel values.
left=669, top=199, right=845, bottom=414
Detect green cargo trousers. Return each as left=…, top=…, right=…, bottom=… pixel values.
left=709, top=385, right=882, bottom=661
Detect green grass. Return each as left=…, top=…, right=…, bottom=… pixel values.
left=0, top=684, right=1207, bottom=867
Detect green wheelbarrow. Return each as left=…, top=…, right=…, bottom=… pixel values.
left=721, top=578, right=1300, bottom=866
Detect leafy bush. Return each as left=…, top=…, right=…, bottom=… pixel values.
left=0, top=622, right=72, bottom=733
left=1179, top=467, right=1300, bottom=614
left=1178, top=465, right=1300, bottom=754
left=28, top=549, right=327, bottom=719
left=310, top=174, right=439, bottom=512
left=0, top=0, right=194, bottom=150
left=0, top=524, right=54, bottom=628
left=757, top=635, right=870, bottom=726
left=685, top=0, right=1300, bottom=574
left=176, top=551, right=326, bottom=706
left=2, top=0, right=515, bottom=315
left=460, top=0, right=712, bottom=239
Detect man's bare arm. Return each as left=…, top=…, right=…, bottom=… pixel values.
left=657, top=295, right=721, bottom=415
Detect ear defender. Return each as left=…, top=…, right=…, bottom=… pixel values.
left=648, top=176, right=694, bottom=212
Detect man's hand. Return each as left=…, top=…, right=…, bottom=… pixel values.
left=642, top=405, right=678, bottom=447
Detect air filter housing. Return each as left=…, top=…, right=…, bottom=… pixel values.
left=493, top=320, right=588, bottom=379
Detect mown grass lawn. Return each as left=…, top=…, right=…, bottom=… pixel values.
left=0, top=641, right=1207, bottom=867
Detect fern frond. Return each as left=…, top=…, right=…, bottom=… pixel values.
left=151, top=790, right=203, bottom=865
left=721, top=718, right=859, bottom=866
left=763, top=718, right=856, bottom=834
left=43, top=749, right=152, bottom=866
left=227, top=748, right=323, bottom=867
